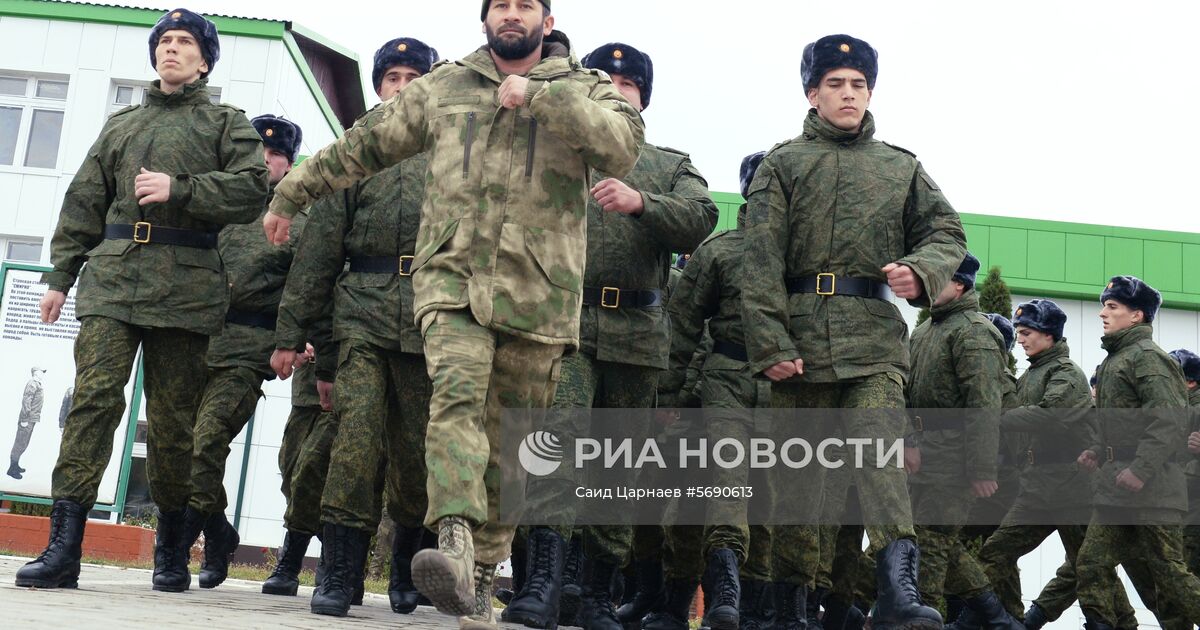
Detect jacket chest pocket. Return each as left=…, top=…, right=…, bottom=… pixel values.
left=432, top=97, right=488, bottom=182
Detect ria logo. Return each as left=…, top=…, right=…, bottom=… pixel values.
left=518, top=431, right=563, bottom=476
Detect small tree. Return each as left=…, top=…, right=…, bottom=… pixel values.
left=915, top=307, right=931, bottom=327
left=978, top=265, right=1017, bottom=372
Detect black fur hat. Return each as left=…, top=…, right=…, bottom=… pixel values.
left=1012, top=299, right=1067, bottom=341
left=740, top=151, right=767, bottom=199
left=372, top=38, right=439, bottom=93
left=985, top=313, right=1015, bottom=352
left=481, top=0, right=550, bottom=20
left=801, top=34, right=878, bottom=93
left=582, top=43, right=653, bottom=110
left=148, top=9, right=220, bottom=78
left=1169, top=349, right=1200, bottom=382
left=251, top=115, right=302, bottom=164
left=1100, top=275, right=1161, bottom=323
left=952, top=252, right=980, bottom=291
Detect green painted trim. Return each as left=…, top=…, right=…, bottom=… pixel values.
left=289, top=23, right=358, bottom=63
left=113, top=355, right=144, bottom=520
left=0, top=0, right=283, bottom=39
left=283, top=31, right=343, bottom=138
left=232, top=413, right=255, bottom=531
left=0, top=493, right=55, bottom=507
left=959, top=212, right=1200, bottom=246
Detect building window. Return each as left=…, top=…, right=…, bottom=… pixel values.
left=110, top=82, right=222, bottom=114
left=0, top=75, right=68, bottom=171
left=3, top=238, right=43, bottom=263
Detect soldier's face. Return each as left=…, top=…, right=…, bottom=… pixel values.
left=1099, top=299, right=1142, bottom=334
left=263, top=148, right=291, bottom=185
left=484, top=0, right=553, bottom=61
left=608, top=74, right=643, bottom=113
left=1016, top=325, right=1054, bottom=358
left=932, top=280, right=964, bottom=307
left=155, top=29, right=208, bottom=88
left=378, top=65, right=423, bottom=101
left=807, top=68, right=871, bottom=132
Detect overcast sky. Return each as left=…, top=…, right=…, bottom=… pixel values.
left=110, top=1, right=1197, bottom=233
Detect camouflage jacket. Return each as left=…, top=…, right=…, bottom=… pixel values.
left=1186, top=387, right=1200, bottom=478
left=207, top=192, right=310, bottom=378
left=43, top=79, right=269, bottom=336
left=1091, top=324, right=1188, bottom=513
left=268, top=34, right=644, bottom=348
left=274, top=118, right=429, bottom=357
left=19, top=379, right=44, bottom=423
left=662, top=230, right=748, bottom=397
left=291, top=360, right=321, bottom=409
left=1000, top=339, right=1096, bottom=510
left=907, top=291, right=1006, bottom=485
left=741, top=110, right=966, bottom=382
left=579, top=144, right=717, bottom=368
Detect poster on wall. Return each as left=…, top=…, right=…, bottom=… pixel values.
left=0, top=265, right=136, bottom=505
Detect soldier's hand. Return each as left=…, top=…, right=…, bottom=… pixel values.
left=135, top=168, right=171, bottom=206
left=881, top=263, right=924, bottom=300
left=903, top=447, right=921, bottom=474
left=1077, top=449, right=1100, bottom=471
left=970, top=479, right=998, bottom=498
left=264, top=211, right=293, bottom=245
left=498, top=75, right=531, bottom=110
left=591, top=179, right=644, bottom=216
left=317, top=380, right=333, bottom=411
left=1115, top=468, right=1145, bottom=493
left=298, top=343, right=315, bottom=365
left=1188, top=431, right=1200, bottom=454
left=40, top=289, right=66, bottom=324
left=271, top=348, right=298, bottom=380
left=764, top=359, right=804, bottom=382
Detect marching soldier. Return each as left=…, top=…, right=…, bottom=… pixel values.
left=740, top=33, right=964, bottom=630
left=8, top=366, right=46, bottom=480
left=16, top=8, right=268, bottom=592
left=260, top=1, right=644, bottom=626
left=1169, top=349, right=1200, bottom=577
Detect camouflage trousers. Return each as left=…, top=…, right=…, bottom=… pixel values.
left=1076, top=509, right=1200, bottom=627
left=53, top=316, right=207, bottom=511
left=188, top=366, right=263, bottom=514
left=322, top=341, right=431, bottom=532
left=279, top=404, right=337, bottom=536
left=817, top=465, right=876, bottom=607
left=1187, top=476, right=1200, bottom=576
left=910, top=482, right=990, bottom=616
left=768, top=372, right=912, bottom=586
left=10, top=421, right=36, bottom=463
left=422, top=309, right=563, bottom=565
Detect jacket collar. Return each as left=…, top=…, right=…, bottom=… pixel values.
left=1028, top=339, right=1070, bottom=368
left=803, top=108, right=876, bottom=145
left=460, top=30, right=577, bottom=84
left=1101, top=323, right=1153, bottom=353
left=146, top=78, right=212, bottom=107
left=930, top=290, right=979, bottom=322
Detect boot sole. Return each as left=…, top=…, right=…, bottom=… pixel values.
left=505, top=608, right=560, bottom=630
left=310, top=604, right=350, bottom=617
left=703, top=611, right=739, bottom=630
left=14, top=577, right=79, bottom=589
left=262, top=582, right=299, bottom=596
left=872, top=620, right=944, bottom=630
left=411, top=549, right=473, bottom=616
left=152, top=583, right=190, bottom=593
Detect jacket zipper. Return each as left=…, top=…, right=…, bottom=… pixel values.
left=525, top=118, right=538, bottom=179
left=462, top=112, right=476, bottom=180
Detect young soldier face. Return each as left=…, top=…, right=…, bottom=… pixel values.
left=483, top=0, right=553, bottom=60
left=263, top=148, right=292, bottom=185
left=377, top=65, right=423, bottom=101
left=1015, top=325, right=1055, bottom=358
left=608, top=73, right=644, bottom=113
left=155, top=29, right=208, bottom=88
left=1099, top=299, right=1143, bottom=334
left=932, top=279, right=964, bottom=307
left=807, top=68, right=871, bottom=132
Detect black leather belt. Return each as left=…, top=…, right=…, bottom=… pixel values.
left=712, top=339, right=748, bottom=362
left=786, top=274, right=891, bottom=300
left=225, top=308, right=277, bottom=330
left=910, top=415, right=963, bottom=432
left=348, top=255, right=413, bottom=276
left=1104, top=446, right=1138, bottom=462
left=1026, top=446, right=1084, bottom=466
left=104, top=222, right=217, bottom=249
left=582, top=286, right=662, bottom=309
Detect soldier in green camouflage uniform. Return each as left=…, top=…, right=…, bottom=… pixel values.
left=506, top=41, right=717, bottom=630
left=1170, top=349, right=1200, bottom=578
left=15, top=8, right=268, bottom=594
left=261, top=2, right=644, bottom=625
left=740, top=34, right=963, bottom=630
left=1075, top=276, right=1200, bottom=629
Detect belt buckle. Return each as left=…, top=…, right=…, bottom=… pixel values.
left=398, top=255, right=414, bottom=277
left=133, top=221, right=152, bottom=244
left=912, top=415, right=923, bottom=432
left=816, top=273, right=836, bottom=296
left=1105, top=446, right=1115, bottom=463
left=600, top=287, right=620, bottom=309
left=1026, top=449, right=1035, bottom=466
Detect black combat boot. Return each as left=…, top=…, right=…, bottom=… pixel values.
left=700, top=549, right=740, bottom=630
left=776, top=582, right=809, bottom=630
left=1082, top=615, right=1115, bottom=630
left=15, top=499, right=87, bottom=588
left=504, top=527, right=566, bottom=628
left=870, top=539, right=942, bottom=630
left=152, top=507, right=205, bottom=592
left=808, top=586, right=829, bottom=630
left=353, top=528, right=373, bottom=605
left=557, top=533, right=586, bottom=627
left=310, top=523, right=368, bottom=616
left=947, top=591, right=1023, bottom=630
left=821, top=596, right=864, bottom=630
left=738, top=578, right=776, bottom=630
left=1022, top=602, right=1048, bottom=630
left=7, top=459, right=22, bottom=479
left=199, top=511, right=240, bottom=588
left=262, top=530, right=312, bottom=595
left=577, top=556, right=622, bottom=630
left=616, top=557, right=665, bottom=629
left=390, top=525, right=430, bottom=613
left=642, top=578, right=697, bottom=630
left=498, top=530, right=528, bottom=607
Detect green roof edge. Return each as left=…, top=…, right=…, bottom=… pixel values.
left=0, top=0, right=283, bottom=38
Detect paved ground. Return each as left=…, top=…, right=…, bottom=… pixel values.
left=0, top=555, right=496, bottom=629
